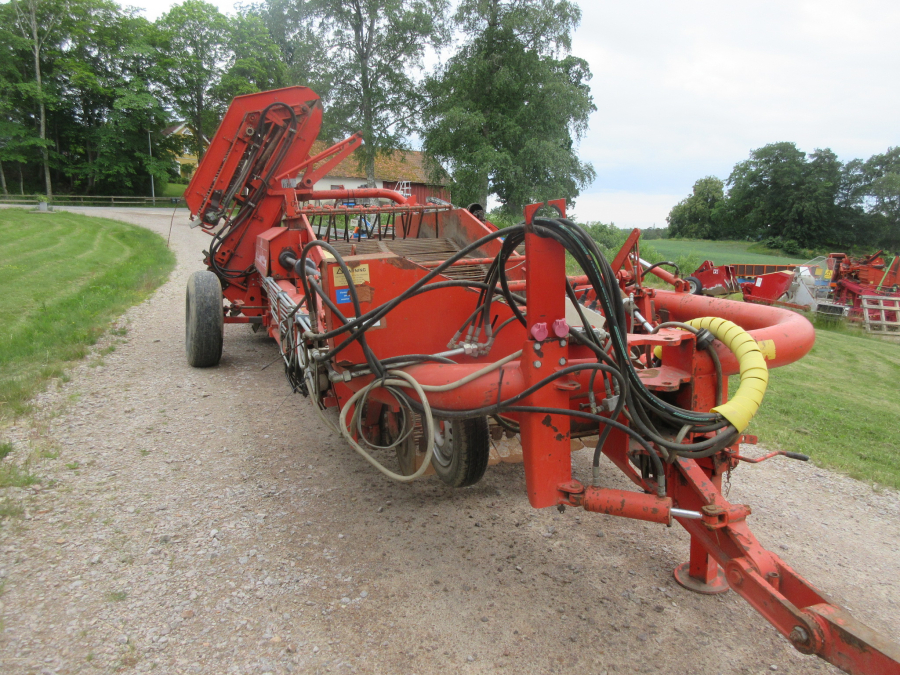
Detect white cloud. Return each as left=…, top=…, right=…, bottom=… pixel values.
left=570, top=191, right=683, bottom=229
left=572, top=1, right=900, bottom=223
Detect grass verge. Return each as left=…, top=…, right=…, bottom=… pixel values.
left=0, top=208, right=175, bottom=418
left=738, top=328, right=900, bottom=489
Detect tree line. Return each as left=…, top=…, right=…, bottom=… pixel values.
left=667, top=142, right=900, bottom=253
left=0, top=0, right=595, bottom=213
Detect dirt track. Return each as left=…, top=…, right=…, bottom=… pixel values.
left=1, top=207, right=898, bottom=675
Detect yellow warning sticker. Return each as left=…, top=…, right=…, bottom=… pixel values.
left=824, top=269, right=833, bottom=280
left=332, top=264, right=370, bottom=287
left=756, top=339, right=776, bottom=360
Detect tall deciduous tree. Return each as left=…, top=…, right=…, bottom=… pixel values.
left=666, top=177, right=725, bottom=239
left=239, top=0, right=327, bottom=91
left=320, top=0, right=449, bottom=185
left=724, top=142, right=844, bottom=247
left=423, top=0, right=595, bottom=213
left=156, top=0, right=231, bottom=159
left=12, top=0, right=60, bottom=197
left=214, top=13, right=287, bottom=102
left=864, top=147, right=900, bottom=250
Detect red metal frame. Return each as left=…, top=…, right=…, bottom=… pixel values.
left=185, top=89, right=900, bottom=675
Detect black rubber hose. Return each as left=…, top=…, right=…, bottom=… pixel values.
left=640, top=261, right=681, bottom=279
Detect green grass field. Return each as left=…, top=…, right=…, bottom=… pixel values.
left=162, top=182, right=186, bottom=198
left=0, top=208, right=175, bottom=418
left=736, top=328, right=900, bottom=490
left=650, top=239, right=808, bottom=266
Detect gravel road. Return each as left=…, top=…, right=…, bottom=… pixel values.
left=1, top=207, right=898, bottom=675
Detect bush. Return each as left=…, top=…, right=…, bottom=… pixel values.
left=782, top=239, right=801, bottom=255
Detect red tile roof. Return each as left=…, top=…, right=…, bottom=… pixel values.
left=311, top=142, right=449, bottom=186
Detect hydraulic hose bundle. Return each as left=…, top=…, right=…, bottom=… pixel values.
left=206, top=102, right=300, bottom=282
left=297, top=217, right=758, bottom=491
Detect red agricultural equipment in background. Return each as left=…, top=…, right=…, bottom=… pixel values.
left=829, top=251, right=900, bottom=320
left=183, top=87, right=900, bottom=674
left=688, top=259, right=740, bottom=295
left=736, top=251, right=900, bottom=322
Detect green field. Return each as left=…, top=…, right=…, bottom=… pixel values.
left=736, top=328, right=900, bottom=490
left=650, top=239, right=808, bottom=266
left=0, top=208, right=175, bottom=418
left=162, top=182, right=186, bottom=198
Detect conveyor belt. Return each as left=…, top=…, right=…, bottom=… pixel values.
left=327, top=238, right=492, bottom=282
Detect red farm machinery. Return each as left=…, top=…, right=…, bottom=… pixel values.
left=735, top=252, right=900, bottom=325
left=182, top=87, right=900, bottom=674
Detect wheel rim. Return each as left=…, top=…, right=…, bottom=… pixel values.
left=689, top=279, right=700, bottom=293
left=432, top=420, right=453, bottom=468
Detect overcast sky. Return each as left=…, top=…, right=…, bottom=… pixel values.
left=126, top=0, right=900, bottom=227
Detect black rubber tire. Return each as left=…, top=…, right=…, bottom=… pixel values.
left=185, top=270, right=224, bottom=367
left=431, top=417, right=490, bottom=488
left=685, top=276, right=703, bottom=295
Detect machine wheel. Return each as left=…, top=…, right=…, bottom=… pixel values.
left=185, top=270, right=224, bottom=367
left=381, top=407, right=422, bottom=477
left=685, top=276, right=703, bottom=295
left=431, top=417, right=490, bottom=488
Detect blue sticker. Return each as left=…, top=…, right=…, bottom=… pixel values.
left=335, top=288, right=351, bottom=304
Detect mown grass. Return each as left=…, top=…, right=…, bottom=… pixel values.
left=161, top=183, right=186, bottom=198
left=0, top=208, right=175, bottom=418
left=650, top=239, right=808, bottom=267
left=737, top=329, right=900, bottom=489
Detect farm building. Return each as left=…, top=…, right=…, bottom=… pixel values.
left=301, top=142, right=451, bottom=204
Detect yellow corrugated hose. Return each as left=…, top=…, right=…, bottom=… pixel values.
left=682, top=317, right=768, bottom=432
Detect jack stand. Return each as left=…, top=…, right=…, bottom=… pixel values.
left=674, top=537, right=729, bottom=594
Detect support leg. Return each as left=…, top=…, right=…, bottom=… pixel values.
left=673, top=459, right=729, bottom=594
left=674, top=536, right=729, bottom=594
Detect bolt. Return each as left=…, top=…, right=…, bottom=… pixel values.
left=727, top=567, right=743, bottom=587
left=790, top=626, right=809, bottom=645
left=559, top=339, right=567, bottom=347
left=533, top=342, right=542, bottom=352
left=533, top=361, right=542, bottom=368
left=558, top=358, right=566, bottom=366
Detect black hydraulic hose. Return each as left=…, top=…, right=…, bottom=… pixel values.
left=521, top=218, right=720, bottom=425
left=501, top=406, right=665, bottom=496
left=208, top=102, right=299, bottom=280
left=640, top=261, right=681, bottom=279
left=300, top=226, right=520, bottom=361
left=300, top=214, right=734, bottom=483
left=307, top=276, right=384, bottom=379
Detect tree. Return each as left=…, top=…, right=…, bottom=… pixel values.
left=723, top=142, right=845, bottom=247
left=864, top=147, right=900, bottom=250
left=156, top=0, right=231, bottom=159
left=92, top=81, right=178, bottom=194
left=423, top=0, right=595, bottom=213
left=214, top=13, right=287, bottom=102
left=12, top=0, right=61, bottom=196
left=666, top=176, right=725, bottom=239
left=239, top=0, right=328, bottom=91
left=319, top=0, right=450, bottom=185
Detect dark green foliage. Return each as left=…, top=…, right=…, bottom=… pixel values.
left=423, top=0, right=595, bottom=214
left=669, top=142, right=900, bottom=252
left=1, top=0, right=590, bottom=203
left=0, top=0, right=293, bottom=194
left=667, top=176, right=725, bottom=239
